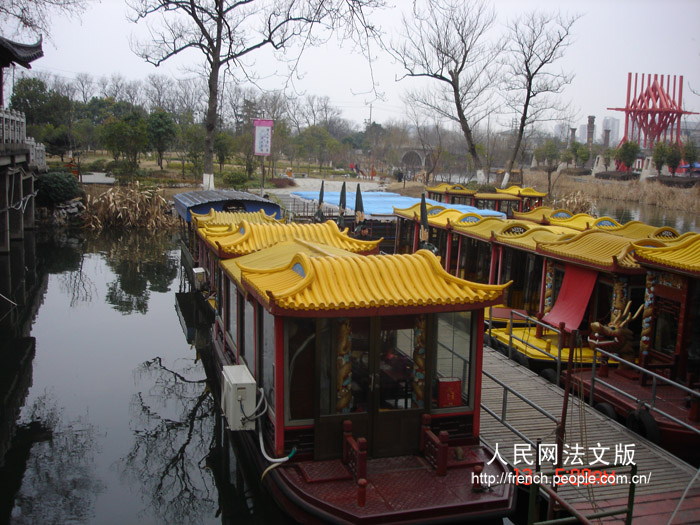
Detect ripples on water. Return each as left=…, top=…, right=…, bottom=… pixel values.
left=1, top=230, right=285, bottom=525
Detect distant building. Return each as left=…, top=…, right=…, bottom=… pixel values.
left=602, top=117, right=620, bottom=145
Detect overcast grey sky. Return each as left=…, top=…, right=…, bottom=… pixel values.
left=11, top=0, right=700, bottom=132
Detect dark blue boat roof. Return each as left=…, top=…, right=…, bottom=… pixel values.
left=174, top=190, right=281, bottom=222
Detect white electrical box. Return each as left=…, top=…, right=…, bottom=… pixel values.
left=221, top=365, right=257, bottom=431
left=192, top=267, right=207, bottom=291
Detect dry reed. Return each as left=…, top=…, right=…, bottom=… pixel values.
left=84, top=184, right=176, bottom=230
left=525, top=171, right=700, bottom=214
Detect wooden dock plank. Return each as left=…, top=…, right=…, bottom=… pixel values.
left=479, top=345, right=700, bottom=522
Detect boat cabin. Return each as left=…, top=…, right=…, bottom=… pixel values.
left=214, top=245, right=515, bottom=521
left=634, top=233, right=700, bottom=383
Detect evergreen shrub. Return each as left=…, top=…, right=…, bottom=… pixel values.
left=36, top=172, right=83, bottom=207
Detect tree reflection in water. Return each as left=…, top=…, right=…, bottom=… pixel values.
left=10, top=392, right=104, bottom=524
left=120, top=355, right=218, bottom=523
left=97, top=231, right=179, bottom=315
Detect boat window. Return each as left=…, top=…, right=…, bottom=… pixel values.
left=226, top=280, right=237, bottom=342
left=318, top=317, right=370, bottom=416
left=286, top=318, right=316, bottom=421
left=652, top=297, right=680, bottom=357
left=242, top=298, right=254, bottom=364
left=378, top=315, right=420, bottom=410
left=216, top=269, right=223, bottom=314
left=688, top=282, right=700, bottom=362
left=261, top=308, right=275, bottom=411
left=433, top=311, right=473, bottom=409
left=396, top=218, right=414, bottom=254
left=592, top=281, right=613, bottom=325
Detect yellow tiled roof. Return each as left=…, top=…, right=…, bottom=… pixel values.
left=591, top=219, right=680, bottom=240
left=425, top=182, right=452, bottom=193
left=214, top=220, right=381, bottom=258
left=425, top=209, right=468, bottom=228
left=634, top=233, right=700, bottom=275
left=512, top=206, right=556, bottom=223
left=536, top=230, right=643, bottom=271
left=191, top=209, right=279, bottom=228
left=242, top=249, right=508, bottom=312
left=425, top=183, right=476, bottom=195
left=393, top=202, right=446, bottom=219
left=495, top=186, right=547, bottom=197
left=548, top=213, right=596, bottom=231
left=494, top=226, right=576, bottom=252
left=450, top=216, right=510, bottom=240
left=473, top=192, right=521, bottom=201
left=221, top=239, right=359, bottom=285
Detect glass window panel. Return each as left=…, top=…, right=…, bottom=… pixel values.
left=262, top=309, right=275, bottom=410
left=286, top=318, right=316, bottom=420
left=433, top=311, right=472, bottom=409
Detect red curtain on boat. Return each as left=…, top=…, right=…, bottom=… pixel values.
left=542, top=264, right=597, bottom=333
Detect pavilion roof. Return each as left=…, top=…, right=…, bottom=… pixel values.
left=0, top=36, right=43, bottom=68
left=241, top=249, right=507, bottom=314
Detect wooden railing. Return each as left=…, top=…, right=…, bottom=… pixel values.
left=419, top=414, right=448, bottom=476
left=342, top=420, right=368, bottom=506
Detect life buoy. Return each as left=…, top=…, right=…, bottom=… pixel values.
left=625, top=409, right=660, bottom=443
left=594, top=402, right=617, bottom=421
left=539, top=368, right=558, bottom=385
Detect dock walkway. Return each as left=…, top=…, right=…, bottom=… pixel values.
left=480, top=345, right=700, bottom=523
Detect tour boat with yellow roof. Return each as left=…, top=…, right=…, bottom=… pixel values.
left=204, top=242, right=516, bottom=523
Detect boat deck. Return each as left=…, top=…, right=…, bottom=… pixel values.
left=276, top=445, right=514, bottom=523
left=488, top=325, right=606, bottom=365
left=479, top=345, right=700, bottom=523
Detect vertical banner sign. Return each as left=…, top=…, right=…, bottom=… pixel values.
left=254, top=119, right=274, bottom=156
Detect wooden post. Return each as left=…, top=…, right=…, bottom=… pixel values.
left=357, top=478, right=367, bottom=507
left=357, top=437, right=367, bottom=480
left=473, top=464, right=483, bottom=491
left=343, top=420, right=352, bottom=464
left=420, top=413, right=431, bottom=452
left=437, top=431, right=449, bottom=476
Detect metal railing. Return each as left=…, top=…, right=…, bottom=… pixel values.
left=588, top=343, right=700, bottom=438
left=481, top=368, right=559, bottom=447
left=487, top=309, right=565, bottom=380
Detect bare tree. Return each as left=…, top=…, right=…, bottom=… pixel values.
left=390, top=0, right=501, bottom=182
left=501, top=10, right=578, bottom=186
left=1, top=0, right=89, bottom=39
left=128, top=0, right=385, bottom=190
left=122, top=79, right=145, bottom=108
left=73, top=72, right=95, bottom=104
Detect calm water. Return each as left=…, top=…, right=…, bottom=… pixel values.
left=0, top=231, right=282, bottom=525
left=595, top=199, right=700, bottom=234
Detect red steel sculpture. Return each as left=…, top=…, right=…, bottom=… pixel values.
left=608, top=72, right=697, bottom=149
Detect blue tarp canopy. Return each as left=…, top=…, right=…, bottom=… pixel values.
left=291, top=191, right=506, bottom=219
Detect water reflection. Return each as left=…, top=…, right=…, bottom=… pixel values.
left=595, top=199, right=700, bottom=233
left=119, top=356, right=217, bottom=523
left=1, top=230, right=292, bottom=525
left=8, top=392, right=104, bottom=525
